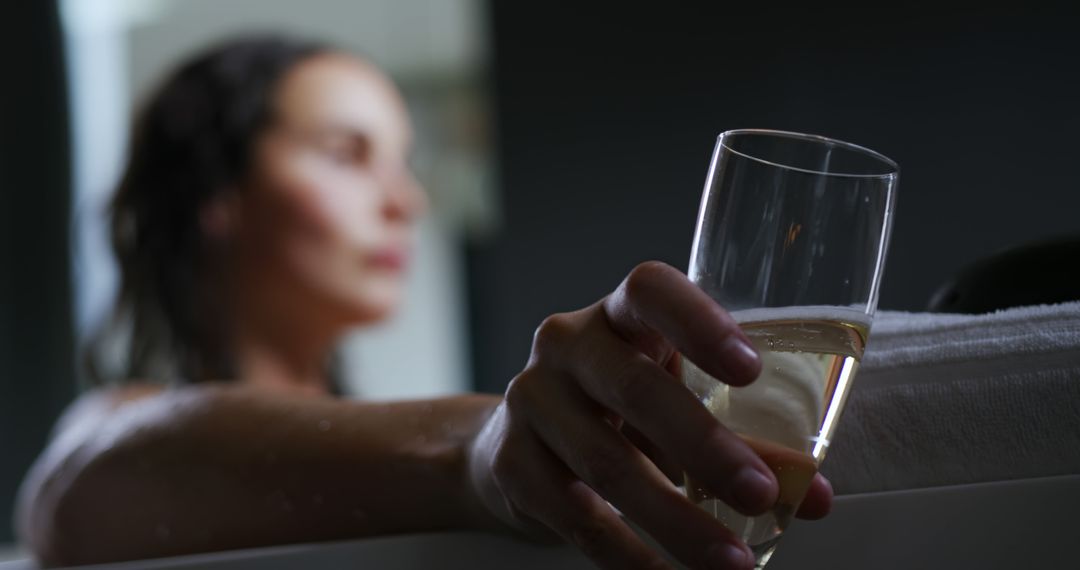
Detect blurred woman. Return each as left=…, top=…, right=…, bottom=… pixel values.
left=17, top=35, right=831, bottom=570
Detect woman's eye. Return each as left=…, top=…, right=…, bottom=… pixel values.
left=318, top=136, right=371, bottom=166
left=324, top=144, right=363, bottom=164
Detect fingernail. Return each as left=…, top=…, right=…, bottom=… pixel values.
left=707, top=541, right=753, bottom=570
left=732, top=467, right=777, bottom=513
left=721, top=337, right=761, bottom=384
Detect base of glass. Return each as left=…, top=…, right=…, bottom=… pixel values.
left=750, top=534, right=784, bottom=569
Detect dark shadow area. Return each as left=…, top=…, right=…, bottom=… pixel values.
left=0, top=2, right=76, bottom=543
left=469, top=4, right=1080, bottom=393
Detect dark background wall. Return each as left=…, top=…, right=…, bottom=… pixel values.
left=0, top=3, right=75, bottom=543
left=1, top=0, right=1079, bottom=546
left=468, top=4, right=1080, bottom=393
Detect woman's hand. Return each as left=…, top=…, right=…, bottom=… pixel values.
left=467, top=262, right=833, bottom=570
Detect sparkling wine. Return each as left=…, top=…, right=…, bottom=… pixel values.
left=683, top=310, right=868, bottom=567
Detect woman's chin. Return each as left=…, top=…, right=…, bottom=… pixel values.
left=341, top=292, right=402, bottom=326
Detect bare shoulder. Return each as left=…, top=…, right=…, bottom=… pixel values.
left=16, top=383, right=170, bottom=549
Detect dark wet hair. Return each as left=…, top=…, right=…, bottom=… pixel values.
left=88, top=35, right=332, bottom=385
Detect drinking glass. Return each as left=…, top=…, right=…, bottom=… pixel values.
left=682, top=129, right=898, bottom=568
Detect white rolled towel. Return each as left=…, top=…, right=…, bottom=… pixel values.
left=822, top=302, right=1080, bottom=493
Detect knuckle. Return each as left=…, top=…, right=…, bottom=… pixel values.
left=532, top=313, right=576, bottom=357
left=503, top=367, right=543, bottom=413
left=624, top=261, right=669, bottom=302
left=503, top=373, right=528, bottom=411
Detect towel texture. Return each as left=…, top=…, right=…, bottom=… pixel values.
left=822, top=302, right=1080, bottom=494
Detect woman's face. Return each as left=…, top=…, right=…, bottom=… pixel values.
left=223, top=54, right=426, bottom=329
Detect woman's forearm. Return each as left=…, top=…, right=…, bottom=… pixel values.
left=20, top=386, right=503, bottom=566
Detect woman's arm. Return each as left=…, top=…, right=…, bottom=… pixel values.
left=20, top=262, right=833, bottom=570
left=17, top=385, right=501, bottom=567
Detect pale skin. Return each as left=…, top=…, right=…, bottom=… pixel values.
left=17, top=54, right=832, bottom=569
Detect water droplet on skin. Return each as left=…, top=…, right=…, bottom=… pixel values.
left=317, top=420, right=332, bottom=432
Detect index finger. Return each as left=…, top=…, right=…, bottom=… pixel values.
left=603, top=261, right=761, bottom=386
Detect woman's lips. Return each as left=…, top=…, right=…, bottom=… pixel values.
left=367, top=248, right=408, bottom=271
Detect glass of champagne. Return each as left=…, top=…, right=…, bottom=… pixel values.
left=682, top=129, right=898, bottom=568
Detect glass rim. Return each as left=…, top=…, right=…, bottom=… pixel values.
left=718, top=128, right=900, bottom=179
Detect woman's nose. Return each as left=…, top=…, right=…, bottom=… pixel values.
left=382, top=167, right=428, bottom=222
